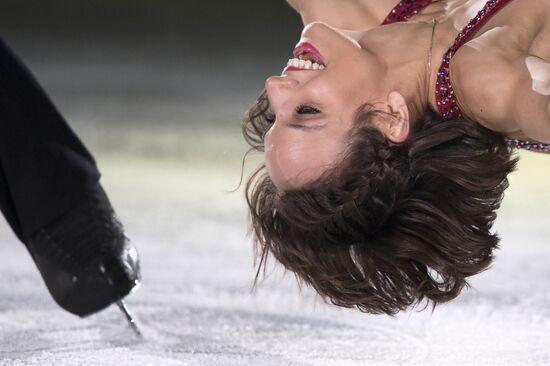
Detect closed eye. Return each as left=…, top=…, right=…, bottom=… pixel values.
left=295, top=104, right=321, bottom=115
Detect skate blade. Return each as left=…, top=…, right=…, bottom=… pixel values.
left=116, top=299, right=143, bottom=338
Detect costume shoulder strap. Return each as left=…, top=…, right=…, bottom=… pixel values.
left=382, top=0, right=433, bottom=25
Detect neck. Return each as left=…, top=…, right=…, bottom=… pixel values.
left=358, top=19, right=455, bottom=122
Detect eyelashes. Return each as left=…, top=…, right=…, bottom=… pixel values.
left=295, top=104, right=321, bottom=115
left=265, top=103, right=321, bottom=124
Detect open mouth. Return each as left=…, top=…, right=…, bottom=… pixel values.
left=284, top=42, right=326, bottom=71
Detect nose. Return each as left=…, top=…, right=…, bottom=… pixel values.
left=265, top=76, right=299, bottom=116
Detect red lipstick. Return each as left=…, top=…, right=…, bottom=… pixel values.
left=293, top=42, right=325, bottom=66
left=282, top=42, right=326, bottom=73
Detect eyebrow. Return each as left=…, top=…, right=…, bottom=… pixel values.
left=286, top=123, right=326, bottom=131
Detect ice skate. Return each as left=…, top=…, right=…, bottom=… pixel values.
left=25, top=183, right=141, bottom=317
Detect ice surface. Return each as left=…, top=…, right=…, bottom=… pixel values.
left=0, top=37, right=549, bottom=366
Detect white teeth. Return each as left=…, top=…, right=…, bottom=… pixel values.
left=286, top=58, right=325, bottom=71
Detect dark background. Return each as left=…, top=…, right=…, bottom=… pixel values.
left=0, top=1, right=302, bottom=58
left=0, top=1, right=304, bottom=157
left=0, top=0, right=300, bottom=35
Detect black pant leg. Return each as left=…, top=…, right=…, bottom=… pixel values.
left=0, top=37, right=101, bottom=242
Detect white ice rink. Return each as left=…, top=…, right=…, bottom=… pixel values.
left=0, top=37, right=549, bottom=366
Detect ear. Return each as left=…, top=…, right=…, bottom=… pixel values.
left=383, top=91, right=410, bottom=144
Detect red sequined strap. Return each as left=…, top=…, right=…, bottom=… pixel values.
left=382, top=0, right=550, bottom=151
left=382, top=0, right=433, bottom=25
left=435, top=0, right=512, bottom=120
left=505, top=138, right=550, bottom=152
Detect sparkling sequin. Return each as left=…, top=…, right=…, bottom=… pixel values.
left=435, top=0, right=510, bottom=121
left=382, top=0, right=433, bottom=25
left=433, top=0, right=550, bottom=152
left=505, top=139, right=550, bottom=152
left=382, top=0, right=550, bottom=152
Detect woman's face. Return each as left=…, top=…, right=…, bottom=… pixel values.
left=264, top=22, right=387, bottom=190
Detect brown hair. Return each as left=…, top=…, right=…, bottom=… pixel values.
left=242, top=90, right=517, bottom=315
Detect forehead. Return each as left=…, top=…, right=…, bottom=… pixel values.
left=264, top=126, right=347, bottom=190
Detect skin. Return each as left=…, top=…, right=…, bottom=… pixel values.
left=524, top=56, right=550, bottom=96
left=264, top=22, right=415, bottom=189
left=265, top=20, right=438, bottom=189
left=266, top=0, right=550, bottom=189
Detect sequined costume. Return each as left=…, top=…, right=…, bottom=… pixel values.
left=382, top=0, right=433, bottom=24
left=383, top=0, right=550, bottom=152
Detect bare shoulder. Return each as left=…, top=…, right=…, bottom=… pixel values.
left=452, top=53, right=550, bottom=143
left=450, top=32, right=519, bottom=132
left=445, top=0, right=550, bottom=143
left=287, top=0, right=398, bottom=29
left=450, top=24, right=545, bottom=135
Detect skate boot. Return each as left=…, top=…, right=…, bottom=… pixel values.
left=25, top=183, right=141, bottom=317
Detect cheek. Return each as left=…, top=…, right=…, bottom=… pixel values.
left=306, top=69, right=359, bottom=111
left=309, top=61, right=378, bottom=105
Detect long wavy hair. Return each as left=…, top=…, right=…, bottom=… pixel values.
left=242, top=89, right=517, bottom=315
